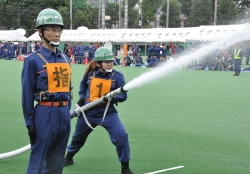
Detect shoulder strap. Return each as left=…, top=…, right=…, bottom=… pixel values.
left=37, top=53, right=48, bottom=63
left=61, top=53, right=69, bottom=64
left=111, top=72, right=115, bottom=78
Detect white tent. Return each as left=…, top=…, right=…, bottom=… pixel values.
left=0, top=30, right=14, bottom=41
left=0, top=29, right=27, bottom=41
left=27, top=31, right=41, bottom=41
left=27, top=24, right=249, bottom=43
left=186, top=24, right=247, bottom=42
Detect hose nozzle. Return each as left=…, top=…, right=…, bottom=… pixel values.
left=121, top=85, right=127, bottom=92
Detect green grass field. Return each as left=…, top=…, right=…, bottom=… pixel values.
left=0, top=59, right=250, bottom=174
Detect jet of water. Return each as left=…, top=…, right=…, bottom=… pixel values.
left=123, top=23, right=249, bottom=91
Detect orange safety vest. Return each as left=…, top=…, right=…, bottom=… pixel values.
left=37, top=53, right=71, bottom=93
left=89, top=70, right=114, bottom=102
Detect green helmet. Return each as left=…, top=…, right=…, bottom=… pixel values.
left=36, top=8, right=64, bottom=29
left=94, top=47, right=114, bottom=62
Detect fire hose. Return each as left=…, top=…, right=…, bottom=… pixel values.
left=0, top=86, right=127, bottom=160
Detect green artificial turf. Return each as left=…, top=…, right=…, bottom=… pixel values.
left=0, top=59, right=250, bottom=174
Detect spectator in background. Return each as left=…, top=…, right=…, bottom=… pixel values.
left=147, top=55, right=158, bottom=68
left=0, top=41, right=3, bottom=58
left=63, top=43, right=70, bottom=58
left=154, top=43, right=161, bottom=59
left=69, top=42, right=73, bottom=58
left=87, top=42, right=96, bottom=62
left=21, top=42, right=27, bottom=55
left=217, top=58, right=225, bottom=71
left=30, top=41, right=36, bottom=53
left=113, top=55, right=121, bottom=65
left=124, top=53, right=133, bottom=66
left=210, top=58, right=218, bottom=71
left=131, top=42, right=139, bottom=59
left=174, top=44, right=182, bottom=58
left=161, top=43, right=167, bottom=59
left=35, top=42, right=40, bottom=52
left=135, top=54, right=143, bottom=67
left=147, top=43, right=155, bottom=59
left=72, top=43, right=78, bottom=63
left=16, top=41, right=22, bottom=57
left=145, top=54, right=152, bottom=66
left=196, top=58, right=207, bottom=70
left=9, top=42, right=16, bottom=59
left=77, top=43, right=86, bottom=64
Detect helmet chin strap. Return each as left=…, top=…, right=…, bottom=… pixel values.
left=98, top=62, right=112, bottom=73
left=43, top=36, right=60, bottom=47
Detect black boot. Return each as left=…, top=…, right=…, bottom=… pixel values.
left=233, top=71, right=237, bottom=76
left=64, top=152, right=75, bottom=167
left=121, top=161, right=134, bottom=174
left=238, top=71, right=240, bottom=76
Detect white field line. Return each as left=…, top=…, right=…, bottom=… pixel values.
left=145, top=166, right=184, bottom=174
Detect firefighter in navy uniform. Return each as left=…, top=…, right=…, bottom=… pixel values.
left=21, top=8, right=72, bottom=174
left=64, top=47, right=134, bottom=174
left=233, top=44, right=243, bottom=76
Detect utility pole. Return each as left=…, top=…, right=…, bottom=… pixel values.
left=119, top=0, right=121, bottom=29
left=70, top=0, right=72, bottom=29
left=166, top=0, right=169, bottom=28
left=141, top=13, right=142, bottom=29
left=0, top=5, right=2, bottom=28
left=124, top=0, right=128, bottom=29
left=192, top=0, right=195, bottom=26
left=98, top=0, right=101, bottom=29
left=18, top=7, right=21, bottom=27
left=101, top=0, right=105, bottom=29
left=214, top=0, right=217, bottom=25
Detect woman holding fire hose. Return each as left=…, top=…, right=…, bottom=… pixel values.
left=64, top=47, right=134, bottom=174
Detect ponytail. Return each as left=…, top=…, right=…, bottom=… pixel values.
left=84, top=60, right=100, bottom=81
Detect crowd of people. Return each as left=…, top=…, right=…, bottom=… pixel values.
left=0, top=41, right=43, bottom=60
left=0, top=41, right=26, bottom=59
left=122, top=42, right=182, bottom=68
left=0, top=40, right=98, bottom=62
left=63, top=42, right=98, bottom=64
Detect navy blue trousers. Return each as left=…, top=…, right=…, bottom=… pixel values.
left=67, top=112, right=130, bottom=162
left=26, top=104, right=71, bottom=174
left=234, top=59, right=241, bottom=72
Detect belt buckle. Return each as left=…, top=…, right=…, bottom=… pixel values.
left=59, top=101, right=63, bottom=107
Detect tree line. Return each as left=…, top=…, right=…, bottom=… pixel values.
left=0, top=0, right=249, bottom=37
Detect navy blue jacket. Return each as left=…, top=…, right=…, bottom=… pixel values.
left=21, top=46, right=71, bottom=126
left=79, top=68, right=127, bottom=117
